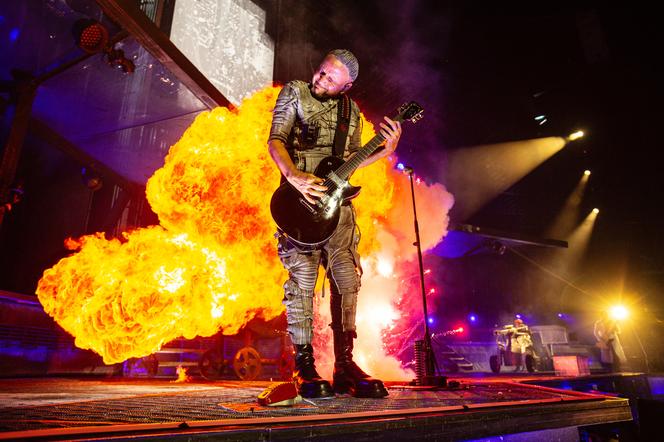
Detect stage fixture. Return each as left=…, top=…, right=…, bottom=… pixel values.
left=403, top=165, right=446, bottom=387
left=609, top=304, right=629, bottom=321
left=567, top=130, right=585, bottom=141
left=72, top=19, right=134, bottom=73
left=81, top=167, right=103, bottom=191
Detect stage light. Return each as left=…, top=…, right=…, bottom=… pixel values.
left=469, top=314, right=477, bottom=322
left=81, top=167, right=103, bottom=191
left=609, top=304, right=629, bottom=321
left=534, top=115, right=546, bottom=121
left=515, top=314, right=522, bottom=319
left=428, top=317, right=434, bottom=324
left=9, top=27, right=19, bottom=43
left=567, top=130, right=584, bottom=141
left=557, top=313, right=564, bottom=318
left=72, top=19, right=109, bottom=54
left=397, top=162, right=405, bottom=171
left=584, top=170, right=591, bottom=176
left=592, top=208, right=599, bottom=214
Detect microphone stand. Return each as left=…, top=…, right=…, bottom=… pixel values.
left=404, top=166, right=446, bottom=387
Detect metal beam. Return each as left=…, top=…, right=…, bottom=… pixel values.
left=96, top=0, right=230, bottom=109
left=0, top=80, right=37, bottom=226
left=453, top=223, right=568, bottom=248
left=28, top=116, right=141, bottom=196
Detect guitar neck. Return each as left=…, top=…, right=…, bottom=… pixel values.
left=332, top=101, right=423, bottom=181
left=334, top=133, right=386, bottom=181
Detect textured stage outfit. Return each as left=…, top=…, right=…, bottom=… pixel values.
left=269, top=79, right=387, bottom=398
left=270, top=80, right=363, bottom=344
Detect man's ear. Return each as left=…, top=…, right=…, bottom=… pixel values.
left=341, top=82, right=353, bottom=93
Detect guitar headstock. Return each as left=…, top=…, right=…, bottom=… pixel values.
left=394, top=101, right=424, bottom=124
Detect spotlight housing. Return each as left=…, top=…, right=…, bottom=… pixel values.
left=72, top=19, right=109, bottom=54
left=609, top=305, right=629, bottom=321
left=567, top=130, right=585, bottom=141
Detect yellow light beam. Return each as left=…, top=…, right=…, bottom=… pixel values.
left=546, top=172, right=592, bottom=238
left=442, top=137, right=567, bottom=220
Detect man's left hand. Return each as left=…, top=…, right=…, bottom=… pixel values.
left=379, top=116, right=402, bottom=153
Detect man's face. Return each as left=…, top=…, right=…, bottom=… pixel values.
left=311, top=55, right=352, bottom=98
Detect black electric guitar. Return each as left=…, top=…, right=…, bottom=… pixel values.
left=270, top=101, right=424, bottom=247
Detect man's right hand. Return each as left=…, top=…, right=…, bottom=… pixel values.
left=286, top=170, right=328, bottom=204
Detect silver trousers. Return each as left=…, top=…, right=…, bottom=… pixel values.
left=277, top=205, right=362, bottom=345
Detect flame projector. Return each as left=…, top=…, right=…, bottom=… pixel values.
left=36, top=86, right=454, bottom=380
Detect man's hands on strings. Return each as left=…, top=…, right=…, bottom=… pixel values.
left=287, top=116, right=401, bottom=203
left=286, top=169, right=327, bottom=205
left=268, top=139, right=328, bottom=205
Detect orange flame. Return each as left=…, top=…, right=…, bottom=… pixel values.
left=36, top=85, right=454, bottom=377
left=37, top=87, right=286, bottom=364
left=173, top=365, right=191, bottom=383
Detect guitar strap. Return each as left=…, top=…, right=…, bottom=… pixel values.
left=332, top=94, right=351, bottom=158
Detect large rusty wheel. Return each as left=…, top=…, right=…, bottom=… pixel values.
left=199, top=349, right=225, bottom=380
left=232, top=346, right=262, bottom=380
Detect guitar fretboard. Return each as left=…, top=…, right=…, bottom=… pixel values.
left=334, top=133, right=387, bottom=181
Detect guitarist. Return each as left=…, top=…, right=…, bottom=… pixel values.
left=268, top=49, right=402, bottom=398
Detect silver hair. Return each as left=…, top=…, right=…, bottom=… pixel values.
left=327, top=49, right=359, bottom=82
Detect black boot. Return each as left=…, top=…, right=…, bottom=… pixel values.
left=332, top=331, right=388, bottom=398
left=293, top=344, right=334, bottom=398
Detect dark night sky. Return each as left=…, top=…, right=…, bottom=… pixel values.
left=303, top=2, right=664, bottom=317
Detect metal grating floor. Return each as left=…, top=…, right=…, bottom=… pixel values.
left=0, top=377, right=603, bottom=433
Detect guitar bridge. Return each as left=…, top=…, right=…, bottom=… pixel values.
left=298, top=198, right=317, bottom=214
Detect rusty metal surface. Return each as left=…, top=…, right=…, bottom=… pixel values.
left=0, top=377, right=607, bottom=433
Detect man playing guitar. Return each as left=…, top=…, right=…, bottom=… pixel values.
left=268, top=49, right=401, bottom=398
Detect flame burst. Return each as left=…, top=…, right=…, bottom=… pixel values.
left=173, top=365, right=191, bottom=383
left=36, top=85, right=454, bottom=376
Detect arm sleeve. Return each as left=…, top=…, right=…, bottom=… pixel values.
left=268, top=83, right=299, bottom=144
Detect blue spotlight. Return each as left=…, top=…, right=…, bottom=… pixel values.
left=9, top=28, right=20, bottom=42
left=427, top=317, right=434, bottom=324
left=397, top=162, right=405, bottom=171
left=469, top=314, right=477, bottom=322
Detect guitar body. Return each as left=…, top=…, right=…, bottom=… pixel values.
left=270, top=100, right=424, bottom=247
left=270, top=156, right=360, bottom=247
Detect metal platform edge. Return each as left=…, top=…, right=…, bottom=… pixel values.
left=0, top=395, right=631, bottom=441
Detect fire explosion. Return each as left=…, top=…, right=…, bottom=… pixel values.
left=36, top=86, right=454, bottom=377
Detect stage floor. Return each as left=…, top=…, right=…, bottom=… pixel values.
left=0, top=374, right=632, bottom=441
